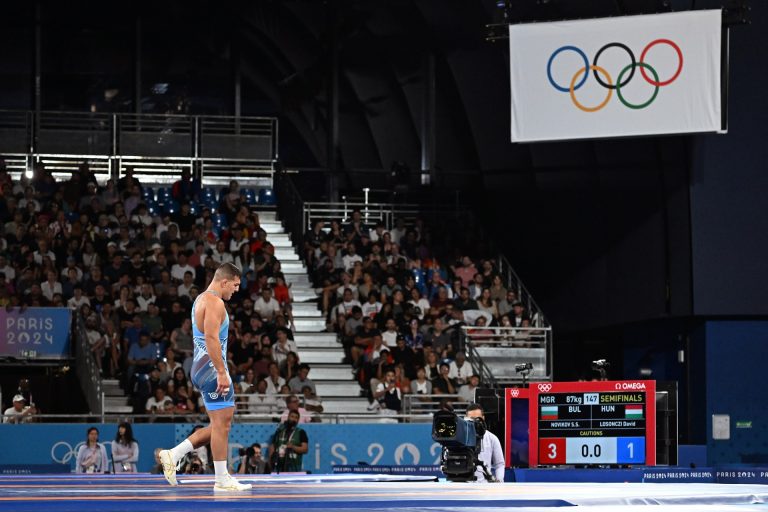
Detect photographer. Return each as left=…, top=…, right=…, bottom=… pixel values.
left=466, top=403, right=504, bottom=482
left=179, top=451, right=208, bottom=475
left=237, top=443, right=271, bottom=474
left=268, top=410, right=308, bottom=472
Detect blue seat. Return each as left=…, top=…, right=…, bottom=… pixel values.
left=213, top=213, right=228, bottom=227
left=241, top=188, right=257, bottom=205
left=157, top=188, right=171, bottom=201
left=163, top=201, right=179, bottom=215
left=66, top=211, right=79, bottom=223
left=258, top=188, right=275, bottom=205
left=202, top=187, right=216, bottom=200
left=142, top=187, right=155, bottom=201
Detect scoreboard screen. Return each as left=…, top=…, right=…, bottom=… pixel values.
left=528, top=380, right=656, bottom=467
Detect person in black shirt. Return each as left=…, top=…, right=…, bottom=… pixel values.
left=390, top=335, right=416, bottom=380
left=431, top=363, right=458, bottom=396
left=349, top=317, right=380, bottom=368
left=228, top=332, right=259, bottom=375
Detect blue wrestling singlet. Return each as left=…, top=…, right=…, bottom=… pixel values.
left=190, top=291, right=235, bottom=410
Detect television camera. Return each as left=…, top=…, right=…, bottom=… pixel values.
left=431, top=410, right=496, bottom=482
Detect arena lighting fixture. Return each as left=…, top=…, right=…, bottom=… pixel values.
left=592, top=359, right=610, bottom=380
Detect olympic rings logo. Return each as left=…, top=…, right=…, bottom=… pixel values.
left=546, top=40, right=683, bottom=112
left=51, top=441, right=85, bottom=464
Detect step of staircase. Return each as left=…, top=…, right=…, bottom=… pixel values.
left=274, top=248, right=299, bottom=261
left=105, top=396, right=130, bottom=408
left=291, top=291, right=319, bottom=302
left=261, top=222, right=284, bottom=234
left=315, top=381, right=363, bottom=396
left=285, top=274, right=311, bottom=285
left=102, top=379, right=124, bottom=396
left=291, top=303, right=321, bottom=316
left=255, top=211, right=278, bottom=223
left=300, top=348, right=345, bottom=364
left=306, top=364, right=355, bottom=381
left=295, top=338, right=339, bottom=349
left=106, top=405, right=135, bottom=414
left=281, top=262, right=307, bottom=273
left=321, top=398, right=372, bottom=414
left=293, top=317, right=327, bottom=332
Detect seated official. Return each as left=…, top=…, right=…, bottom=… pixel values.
left=465, top=403, right=504, bottom=482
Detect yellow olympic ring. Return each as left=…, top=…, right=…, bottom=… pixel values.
left=569, top=65, right=613, bottom=113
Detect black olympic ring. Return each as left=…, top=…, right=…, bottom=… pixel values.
left=592, top=42, right=636, bottom=90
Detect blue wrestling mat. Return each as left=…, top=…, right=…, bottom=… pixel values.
left=1, top=473, right=768, bottom=512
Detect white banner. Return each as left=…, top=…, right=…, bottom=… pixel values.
left=509, top=10, right=722, bottom=142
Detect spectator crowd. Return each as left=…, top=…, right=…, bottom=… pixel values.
left=0, top=158, right=538, bottom=421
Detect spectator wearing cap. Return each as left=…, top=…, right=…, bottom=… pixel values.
left=288, top=364, right=316, bottom=395
left=510, top=301, right=529, bottom=327
left=497, top=290, right=519, bottom=318
left=2, top=394, right=36, bottom=424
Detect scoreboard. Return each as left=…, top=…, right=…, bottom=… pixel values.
left=528, top=380, right=656, bottom=467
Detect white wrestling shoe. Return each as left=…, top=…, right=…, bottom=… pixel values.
left=213, top=474, right=252, bottom=492
left=158, top=450, right=178, bottom=486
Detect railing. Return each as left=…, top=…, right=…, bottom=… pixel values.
left=401, top=394, right=472, bottom=416
left=74, top=312, right=103, bottom=417
left=496, top=254, right=548, bottom=328
left=0, top=110, right=278, bottom=185
left=5, top=412, right=436, bottom=424
left=462, top=326, right=553, bottom=384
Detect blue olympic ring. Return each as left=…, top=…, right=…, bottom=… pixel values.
left=546, top=46, right=589, bottom=93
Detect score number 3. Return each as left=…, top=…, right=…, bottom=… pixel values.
left=539, top=438, right=566, bottom=464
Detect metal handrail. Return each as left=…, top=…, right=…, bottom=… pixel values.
left=496, top=253, right=549, bottom=328
left=74, top=312, right=103, bottom=416
left=3, top=412, right=437, bottom=424
left=462, top=326, right=553, bottom=384
left=401, top=394, right=472, bottom=415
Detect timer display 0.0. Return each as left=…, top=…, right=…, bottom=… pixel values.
left=530, top=382, right=656, bottom=466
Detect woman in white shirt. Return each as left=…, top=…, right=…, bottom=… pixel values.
left=75, top=427, right=109, bottom=473
left=111, top=422, right=139, bottom=473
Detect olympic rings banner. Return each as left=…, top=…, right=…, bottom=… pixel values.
left=509, top=10, right=722, bottom=142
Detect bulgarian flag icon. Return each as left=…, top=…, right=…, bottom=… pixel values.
left=625, top=404, right=643, bottom=419
left=541, top=405, right=558, bottom=420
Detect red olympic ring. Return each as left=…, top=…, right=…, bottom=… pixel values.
left=639, top=39, right=683, bottom=87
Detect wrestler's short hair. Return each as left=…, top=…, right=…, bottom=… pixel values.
left=214, top=262, right=242, bottom=281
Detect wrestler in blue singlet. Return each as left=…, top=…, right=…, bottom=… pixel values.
left=190, top=291, right=235, bottom=410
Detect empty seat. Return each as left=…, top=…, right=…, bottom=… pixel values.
left=258, top=188, right=275, bottom=205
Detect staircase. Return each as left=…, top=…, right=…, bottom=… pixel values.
left=261, top=211, right=373, bottom=418
left=102, top=378, right=133, bottom=415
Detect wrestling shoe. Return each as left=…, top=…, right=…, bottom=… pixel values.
left=158, top=449, right=178, bottom=486
left=213, top=474, right=252, bottom=492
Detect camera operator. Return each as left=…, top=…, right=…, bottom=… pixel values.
left=268, top=410, right=308, bottom=472
left=179, top=451, right=208, bottom=475
left=466, top=403, right=504, bottom=482
left=237, top=443, right=271, bottom=474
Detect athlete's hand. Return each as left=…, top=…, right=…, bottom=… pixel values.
left=216, top=370, right=231, bottom=396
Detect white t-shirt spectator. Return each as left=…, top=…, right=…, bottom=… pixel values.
left=0, top=264, right=16, bottom=282
left=145, top=396, right=173, bottom=412
left=33, top=249, right=56, bottom=265
left=41, top=280, right=62, bottom=301
left=171, top=263, right=195, bottom=282
left=342, top=253, right=362, bottom=272
left=68, top=295, right=91, bottom=311
left=336, top=299, right=362, bottom=317
left=254, top=297, right=281, bottom=321
left=448, top=361, right=470, bottom=385
left=362, top=300, right=382, bottom=318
